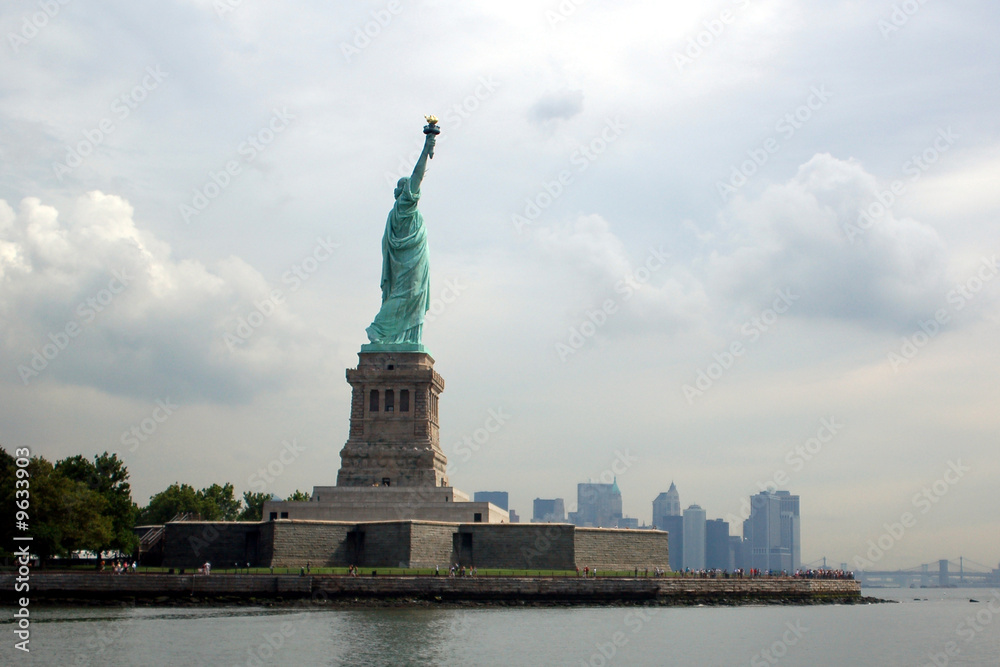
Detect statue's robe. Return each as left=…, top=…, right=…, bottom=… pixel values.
left=366, top=178, right=430, bottom=344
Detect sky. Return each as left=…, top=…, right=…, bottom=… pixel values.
left=1, top=0, right=998, bottom=572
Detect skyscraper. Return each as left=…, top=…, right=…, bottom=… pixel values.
left=665, top=481, right=681, bottom=516
left=474, top=491, right=509, bottom=511
left=652, top=481, right=681, bottom=528
left=568, top=479, right=623, bottom=527
left=705, top=518, right=731, bottom=570
left=532, top=498, right=566, bottom=523
left=742, top=490, right=800, bottom=572
left=682, top=504, right=706, bottom=570
left=660, top=515, right=684, bottom=571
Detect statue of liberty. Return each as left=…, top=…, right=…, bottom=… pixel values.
left=365, top=117, right=439, bottom=348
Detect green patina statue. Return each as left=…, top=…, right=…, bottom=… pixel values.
left=364, top=118, right=440, bottom=351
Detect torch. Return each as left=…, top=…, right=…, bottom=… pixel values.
left=423, top=115, right=440, bottom=159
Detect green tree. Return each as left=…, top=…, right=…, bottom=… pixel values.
left=199, top=483, right=241, bottom=520
left=239, top=491, right=271, bottom=521
left=56, top=452, right=138, bottom=556
left=286, top=489, right=311, bottom=502
left=27, top=456, right=112, bottom=562
left=139, top=482, right=243, bottom=523
left=0, top=447, right=17, bottom=556
left=138, top=483, right=203, bottom=524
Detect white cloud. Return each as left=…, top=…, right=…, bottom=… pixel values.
left=528, top=213, right=707, bottom=337
left=529, top=89, right=584, bottom=126
left=0, top=191, right=327, bottom=402
left=709, top=153, right=951, bottom=329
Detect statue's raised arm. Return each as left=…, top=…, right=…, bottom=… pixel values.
left=410, top=131, right=436, bottom=194
left=409, top=115, right=439, bottom=193
left=364, top=117, right=440, bottom=351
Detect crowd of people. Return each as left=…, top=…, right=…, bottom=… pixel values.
left=335, top=565, right=853, bottom=578
left=99, top=558, right=136, bottom=574
left=793, top=568, right=854, bottom=579
left=133, top=562, right=852, bottom=578
left=672, top=567, right=854, bottom=579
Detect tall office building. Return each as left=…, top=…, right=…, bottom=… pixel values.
left=532, top=498, right=566, bottom=523
left=652, top=481, right=681, bottom=528
left=665, top=481, right=681, bottom=516
left=682, top=504, right=706, bottom=571
left=660, top=515, right=684, bottom=571
left=705, top=518, right=732, bottom=570
left=742, top=490, right=800, bottom=572
left=729, top=535, right=744, bottom=571
left=568, top=480, right=623, bottom=527
left=474, top=491, right=509, bottom=511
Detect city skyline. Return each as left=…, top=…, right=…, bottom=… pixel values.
left=493, top=478, right=993, bottom=572
left=1, top=2, right=998, bottom=571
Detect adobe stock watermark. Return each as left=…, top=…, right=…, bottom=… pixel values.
left=72, top=616, right=136, bottom=667
left=224, top=235, right=338, bottom=351
left=842, top=127, right=957, bottom=244
left=923, top=589, right=1000, bottom=667
left=578, top=604, right=661, bottom=666
left=248, top=439, right=306, bottom=491
left=449, top=610, right=473, bottom=639
left=213, top=0, right=244, bottom=18
left=388, top=407, right=511, bottom=519
left=555, top=245, right=669, bottom=361
left=237, top=621, right=297, bottom=667
left=682, top=288, right=798, bottom=404
left=750, top=620, right=809, bottom=667
left=452, top=408, right=511, bottom=468
left=424, top=278, right=467, bottom=324
left=878, top=0, right=932, bottom=39
left=512, top=116, right=627, bottom=235
left=887, top=255, right=997, bottom=372
left=52, top=66, right=168, bottom=182
left=180, top=108, right=296, bottom=224
left=673, top=0, right=752, bottom=73
left=223, top=289, right=285, bottom=353
left=717, top=85, right=832, bottom=202
left=7, top=0, right=73, bottom=54
left=17, top=269, right=132, bottom=385
left=383, top=76, right=500, bottom=187
left=340, top=0, right=402, bottom=63
left=545, top=0, right=588, bottom=28
left=521, top=449, right=638, bottom=566
left=721, top=417, right=842, bottom=527
left=852, top=459, right=969, bottom=570
left=120, top=398, right=180, bottom=453
left=280, top=236, right=341, bottom=291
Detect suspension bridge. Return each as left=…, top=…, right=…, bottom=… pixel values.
left=821, top=557, right=1000, bottom=588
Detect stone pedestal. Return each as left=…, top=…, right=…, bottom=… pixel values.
left=264, top=348, right=508, bottom=524
left=336, top=351, right=449, bottom=488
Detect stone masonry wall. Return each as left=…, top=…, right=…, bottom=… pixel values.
left=162, top=521, right=668, bottom=571
left=357, top=522, right=412, bottom=567
left=163, top=522, right=267, bottom=569
left=408, top=522, right=458, bottom=568
left=574, top=528, right=669, bottom=570
left=456, top=524, right=576, bottom=570
left=270, top=521, right=355, bottom=568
